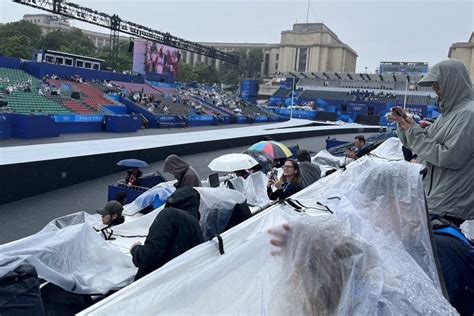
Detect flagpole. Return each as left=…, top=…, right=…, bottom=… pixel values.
left=290, top=76, right=295, bottom=119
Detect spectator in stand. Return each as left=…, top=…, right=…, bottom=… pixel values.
left=297, top=150, right=321, bottom=188
left=96, top=200, right=125, bottom=227
left=346, top=135, right=368, bottom=159
left=267, top=159, right=302, bottom=201
left=130, top=187, right=204, bottom=280
left=163, top=154, right=201, bottom=188
left=125, top=168, right=142, bottom=187
left=390, top=59, right=474, bottom=226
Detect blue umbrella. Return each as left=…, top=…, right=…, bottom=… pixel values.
left=116, top=159, right=149, bottom=168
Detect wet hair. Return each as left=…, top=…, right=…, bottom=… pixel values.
left=297, top=150, right=311, bottom=162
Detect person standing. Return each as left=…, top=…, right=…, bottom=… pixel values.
left=163, top=154, right=201, bottom=188
left=390, top=59, right=474, bottom=225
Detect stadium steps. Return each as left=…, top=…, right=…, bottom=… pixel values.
left=0, top=68, right=72, bottom=115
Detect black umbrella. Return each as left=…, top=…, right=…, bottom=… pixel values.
left=244, top=151, right=273, bottom=174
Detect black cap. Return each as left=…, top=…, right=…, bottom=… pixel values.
left=97, top=201, right=123, bottom=216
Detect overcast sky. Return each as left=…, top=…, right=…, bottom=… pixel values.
left=1, top=0, right=472, bottom=72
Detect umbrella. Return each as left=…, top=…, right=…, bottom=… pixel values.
left=208, top=153, right=258, bottom=172
left=244, top=151, right=273, bottom=174
left=247, top=141, right=292, bottom=159
left=116, top=159, right=149, bottom=168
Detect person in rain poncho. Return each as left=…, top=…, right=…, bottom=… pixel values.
left=163, top=154, right=201, bottom=189
left=390, top=59, right=474, bottom=225
left=297, top=149, right=321, bottom=188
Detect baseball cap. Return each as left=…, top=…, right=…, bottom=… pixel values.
left=97, top=200, right=123, bottom=216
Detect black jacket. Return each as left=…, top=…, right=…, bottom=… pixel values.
left=267, top=182, right=302, bottom=201
left=131, top=200, right=203, bottom=280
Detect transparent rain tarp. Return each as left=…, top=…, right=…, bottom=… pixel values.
left=80, top=153, right=456, bottom=315
left=225, top=171, right=270, bottom=208
left=122, top=181, right=176, bottom=216
left=195, top=187, right=247, bottom=240
left=0, top=222, right=137, bottom=294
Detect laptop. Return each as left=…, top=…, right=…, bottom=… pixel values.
left=208, top=173, right=220, bottom=188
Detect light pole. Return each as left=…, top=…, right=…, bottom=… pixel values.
left=403, top=76, right=409, bottom=110
left=290, top=76, right=295, bottom=119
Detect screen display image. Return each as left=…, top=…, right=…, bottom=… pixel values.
left=133, top=40, right=182, bottom=77
left=145, top=42, right=181, bottom=76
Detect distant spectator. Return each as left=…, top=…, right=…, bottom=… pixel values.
left=130, top=187, right=204, bottom=280
left=267, top=159, right=302, bottom=201
left=163, top=154, right=201, bottom=188
left=125, top=168, right=142, bottom=187
left=96, top=200, right=125, bottom=227
left=297, top=150, right=321, bottom=188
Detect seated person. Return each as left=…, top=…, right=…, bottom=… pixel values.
left=297, top=150, right=321, bottom=188
left=130, top=187, right=204, bottom=280
left=96, top=200, right=125, bottom=227
left=163, top=154, right=201, bottom=188
left=346, top=135, right=368, bottom=159
left=267, top=159, right=302, bottom=201
left=125, top=168, right=142, bottom=187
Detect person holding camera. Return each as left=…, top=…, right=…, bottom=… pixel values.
left=267, top=159, right=302, bottom=201
left=389, top=59, right=474, bottom=226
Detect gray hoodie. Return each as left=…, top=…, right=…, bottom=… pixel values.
left=398, top=59, right=474, bottom=220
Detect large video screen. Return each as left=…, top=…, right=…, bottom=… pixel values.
left=132, top=40, right=181, bottom=77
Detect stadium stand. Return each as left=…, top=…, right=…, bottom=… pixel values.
left=0, top=68, right=71, bottom=115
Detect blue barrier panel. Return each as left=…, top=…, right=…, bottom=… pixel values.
left=275, top=108, right=316, bottom=120
left=53, top=114, right=103, bottom=123
left=347, top=102, right=368, bottom=115
left=187, top=115, right=215, bottom=126
left=57, top=122, right=103, bottom=133
left=21, top=61, right=144, bottom=83
left=0, top=56, right=22, bottom=69
left=105, top=115, right=141, bottom=133
left=0, top=113, right=13, bottom=139
left=254, top=115, right=268, bottom=123
left=236, top=116, right=251, bottom=124
left=12, top=114, right=60, bottom=139
left=106, top=94, right=120, bottom=101
left=241, top=80, right=259, bottom=98
left=157, top=115, right=186, bottom=128
left=103, top=105, right=127, bottom=115
left=119, top=96, right=158, bottom=127
left=219, top=115, right=231, bottom=124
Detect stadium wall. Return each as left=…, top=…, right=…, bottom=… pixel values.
left=21, top=62, right=145, bottom=83
left=0, top=56, right=22, bottom=69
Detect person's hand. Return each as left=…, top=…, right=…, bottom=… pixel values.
left=130, top=241, right=142, bottom=253
left=268, top=223, right=290, bottom=256
left=387, top=108, right=415, bottom=131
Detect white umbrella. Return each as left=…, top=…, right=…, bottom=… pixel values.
left=208, top=153, right=258, bottom=172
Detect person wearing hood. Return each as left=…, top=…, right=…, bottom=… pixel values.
left=390, top=59, right=474, bottom=225
left=163, top=154, right=201, bottom=188
left=130, top=187, right=204, bottom=280
left=297, top=149, right=321, bottom=188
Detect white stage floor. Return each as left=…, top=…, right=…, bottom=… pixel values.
left=0, top=119, right=380, bottom=165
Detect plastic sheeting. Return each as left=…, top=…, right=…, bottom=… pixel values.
left=0, top=223, right=137, bottom=294
left=311, top=149, right=346, bottom=176
left=369, top=137, right=405, bottom=160
left=195, top=187, right=247, bottom=240
left=226, top=172, right=270, bottom=209
left=39, top=211, right=102, bottom=233
left=80, top=155, right=455, bottom=315
left=122, top=181, right=176, bottom=216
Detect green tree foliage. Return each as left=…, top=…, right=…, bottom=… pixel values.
left=0, top=35, right=33, bottom=59
left=0, top=21, right=42, bottom=59
left=176, top=62, right=196, bottom=82
left=41, top=28, right=96, bottom=56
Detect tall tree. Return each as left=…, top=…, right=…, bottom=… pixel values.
left=0, top=35, right=33, bottom=59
